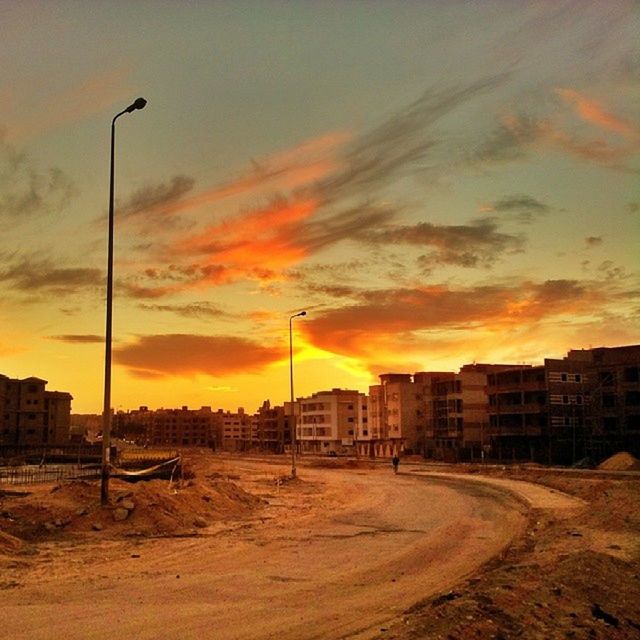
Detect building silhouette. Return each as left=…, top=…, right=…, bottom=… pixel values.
left=0, top=374, right=72, bottom=446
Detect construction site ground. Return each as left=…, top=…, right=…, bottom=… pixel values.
left=1, top=452, right=639, bottom=639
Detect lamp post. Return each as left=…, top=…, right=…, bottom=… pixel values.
left=289, top=310, right=306, bottom=478
left=101, top=97, right=147, bottom=505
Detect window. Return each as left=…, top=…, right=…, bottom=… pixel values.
left=624, top=367, right=639, bottom=383
left=563, top=395, right=569, bottom=404
left=599, top=371, right=615, bottom=386
left=575, top=374, right=582, bottom=383
left=561, top=373, right=568, bottom=382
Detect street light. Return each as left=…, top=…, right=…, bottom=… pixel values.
left=101, top=97, right=147, bottom=505
left=289, top=310, right=306, bottom=478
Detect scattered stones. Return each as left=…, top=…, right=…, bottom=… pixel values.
left=120, top=499, right=135, bottom=512
left=193, top=516, right=208, bottom=528
left=113, top=507, right=129, bottom=522
left=75, top=507, right=88, bottom=516
left=92, top=522, right=103, bottom=531
left=432, top=591, right=462, bottom=606
left=43, top=522, right=57, bottom=533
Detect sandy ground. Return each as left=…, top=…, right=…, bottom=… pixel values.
left=1, top=454, right=639, bottom=639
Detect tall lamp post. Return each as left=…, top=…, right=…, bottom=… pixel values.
left=101, top=97, right=147, bottom=505
left=289, top=310, right=306, bottom=478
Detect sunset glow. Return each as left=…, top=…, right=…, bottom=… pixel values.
left=0, top=2, right=637, bottom=413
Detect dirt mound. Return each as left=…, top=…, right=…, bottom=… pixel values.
left=0, top=476, right=265, bottom=545
left=597, top=451, right=640, bottom=471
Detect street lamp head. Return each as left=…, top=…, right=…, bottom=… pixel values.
left=299, top=311, right=307, bottom=317
left=125, top=97, right=148, bottom=113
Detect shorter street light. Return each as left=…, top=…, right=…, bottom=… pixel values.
left=289, top=311, right=306, bottom=478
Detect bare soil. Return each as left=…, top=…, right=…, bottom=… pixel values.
left=1, top=454, right=639, bottom=639
left=375, top=464, right=640, bottom=640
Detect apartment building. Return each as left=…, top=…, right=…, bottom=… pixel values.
left=254, top=400, right=289, bottom=453
left=368, top=373, right=446, bottom=457
left=119, top=405, right=221, bottom=448
left=566, top=345, right=640, bottom=459
left=426, top=365, right=521, bottom=461
left=487, top=358, right=589, bottom=464
left=297, top=389, right=367, bottom=455
left=220, top=407, right=254, bottom=451
left=0, top=374, right=73, bottom=446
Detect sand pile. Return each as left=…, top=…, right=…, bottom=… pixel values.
left=597, top=451, right=640, bottom=471
left=0, top=475, right=264, bottom=545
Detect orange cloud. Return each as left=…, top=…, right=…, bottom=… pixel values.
left=301, top=280, right=610, bottom=365
left=132, top=132, right=348, bottom=221
left=555, top=88, right=636, bottom=138
left=174, top=198, right=319, bottom=285
left=7, top=68, right=132, bottom=142
left=502, top=112, right=639, bottom=167
left=114, top=334, right=285, bottom=378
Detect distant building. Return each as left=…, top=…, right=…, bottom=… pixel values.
left=566, top=345, right=640, bottom=460
left=368, top=373, right=441, bottom=457
left=487, top=359, right=589, bottom=464
left=220, top=407, right=254, bottom=451
left=0, top=374, right=73, bottom=446
left=426, top=365, right=521, bottom=462
left=117, top=405, right=221, bottom=448
left=255, top=400, right=289, bottom=453
left=297, top=388, right=367, bottom=455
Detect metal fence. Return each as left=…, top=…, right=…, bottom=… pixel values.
left=0, top=464, right=100, bottom=485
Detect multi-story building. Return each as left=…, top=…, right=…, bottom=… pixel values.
left=427, top=365, right=520, bottom=461
left=220, top=407, right=254, bottom=451
left=487, top=358, right=589, bottom=464
left=254, top=400, right=289, bottom=453
left=566, top=345, right=640, bottom=459
left=0, top=374, right=73, bottom=446
left=119, top=405, right=221, bottom=448
left=368, top=373, right=449, bottom=457
left=297, top=389, right=367, bottom=455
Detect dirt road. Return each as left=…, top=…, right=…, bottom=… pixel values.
left=3, top=461, right=536, bottom=640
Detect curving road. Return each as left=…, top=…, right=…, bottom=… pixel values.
left=3, top=462, right=541, bottom=640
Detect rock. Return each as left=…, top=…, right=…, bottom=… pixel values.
left=120, top=499, right=135, bottom=511
left=591, top=604, right=619, bottom=627
left=44, top=522, right=57, bottom=533
left=54, top=519, right=63, bottom=527
left=113, top=507, right=129, bottom=522
left=193, top=516, right=208, bottom=528
left=92, top=522, right=103, bottom=531
left=75, top=507, right=88, bottom=516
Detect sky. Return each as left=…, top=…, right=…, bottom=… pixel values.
left=0, top=1, right=638, bottom=414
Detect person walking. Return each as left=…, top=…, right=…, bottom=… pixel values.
left=392, top=454, right=399, bottom=474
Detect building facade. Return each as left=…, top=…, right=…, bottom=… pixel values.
left=0, top=374, right=73, bottom=446
left=254, top=400, right=289, bottom=453
left=117, top=405, right=221, bottom=448
left=297, top=389, right=367, bottom=455
left=566, top=345, right=640, bottom=460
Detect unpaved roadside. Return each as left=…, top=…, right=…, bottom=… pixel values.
left=2, top=460, right=530, bottom=640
